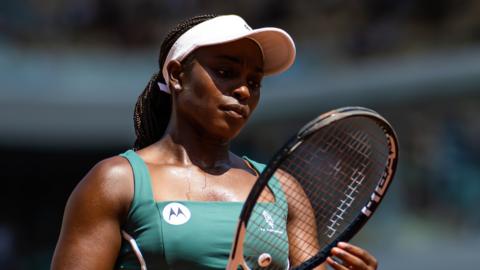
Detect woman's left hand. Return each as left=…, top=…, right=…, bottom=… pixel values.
left=326, top=242, right=378, bottom=270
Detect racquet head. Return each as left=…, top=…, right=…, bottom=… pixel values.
left=227, top=106, right=399, bottom=270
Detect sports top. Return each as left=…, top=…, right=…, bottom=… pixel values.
left=115, top=150, right=289, bottom=270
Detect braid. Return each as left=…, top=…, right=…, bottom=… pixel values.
left=133, top=14, right=217, bottom=150
left=133, top=73, right=169, bottom=150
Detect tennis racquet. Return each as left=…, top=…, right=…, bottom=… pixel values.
left=226, top=106, right=399, bottom=270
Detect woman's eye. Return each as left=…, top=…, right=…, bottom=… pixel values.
left=248, top=80, right=262, bottom=90
left=216, top=68, right=233, bottom=78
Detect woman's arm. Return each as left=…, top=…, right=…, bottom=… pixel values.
left=51, top=157, right=133, bottom=270
left=277, top=170, right=377, bottom=270
left=275, top=170, right=326, bottom=270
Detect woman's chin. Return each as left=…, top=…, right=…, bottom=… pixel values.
left=207, top=123, right=244, bottom=142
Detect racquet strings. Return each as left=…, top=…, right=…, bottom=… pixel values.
left=242, top=116, right=391, bottom=269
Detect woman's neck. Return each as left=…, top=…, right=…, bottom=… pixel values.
left=147, top=114, right=239, bottom=173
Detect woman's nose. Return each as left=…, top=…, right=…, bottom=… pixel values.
left=232, top=85, right=251, bottom=101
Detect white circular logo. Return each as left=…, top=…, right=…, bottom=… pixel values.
left=162, top=202, right=191, bottom=225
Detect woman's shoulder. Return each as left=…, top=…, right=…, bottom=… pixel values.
left=87, top=154, right=134, bottom=185
left=70, top=153, right=134, bottom=217
left=51, top=154, right=134, bottom=269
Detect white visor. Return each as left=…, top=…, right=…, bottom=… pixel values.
left=159, top=14, right=296, bottom=93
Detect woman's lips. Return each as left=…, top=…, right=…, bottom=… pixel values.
left=219, top=104, right=248, bottom=119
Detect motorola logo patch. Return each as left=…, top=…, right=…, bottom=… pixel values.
left=162, top=202, right=191, bottom=225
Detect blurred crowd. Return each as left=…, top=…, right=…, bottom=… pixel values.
left=402, top=97, right=480, bottom=228
left=394, top=97, right=480, bottom=229
left=2, top=0, right=480, bottom=58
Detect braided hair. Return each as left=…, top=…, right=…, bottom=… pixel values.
left=133, top=14, right=217, bottom=149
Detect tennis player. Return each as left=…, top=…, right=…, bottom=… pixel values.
left=51, top=14, right=378, bottom=270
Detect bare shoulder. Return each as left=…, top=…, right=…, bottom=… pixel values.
left=274, top=169, right=311, bottom=218
left=51, top=155, right=133, bottom=269
left=85, top=155, right=133, bottom=187
left=72, top=155, right=134, bottom=218
left=274, top=168, right=302, bottom=191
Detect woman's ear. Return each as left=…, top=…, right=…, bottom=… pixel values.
left=166, top=60, right=183, bottom=92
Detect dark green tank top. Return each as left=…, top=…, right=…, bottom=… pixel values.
left=115, top=150, right=289, bottom=270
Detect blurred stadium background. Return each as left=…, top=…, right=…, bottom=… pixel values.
left=1, top=0, right=480, bottom=269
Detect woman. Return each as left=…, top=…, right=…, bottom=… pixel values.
left=51, top=14, right=378, bottom=270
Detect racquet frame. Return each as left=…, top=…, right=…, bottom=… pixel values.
left=227, top=107, right=399, bottom=270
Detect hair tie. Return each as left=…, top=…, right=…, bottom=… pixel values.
left=158, top=82, right=170, bottom=94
